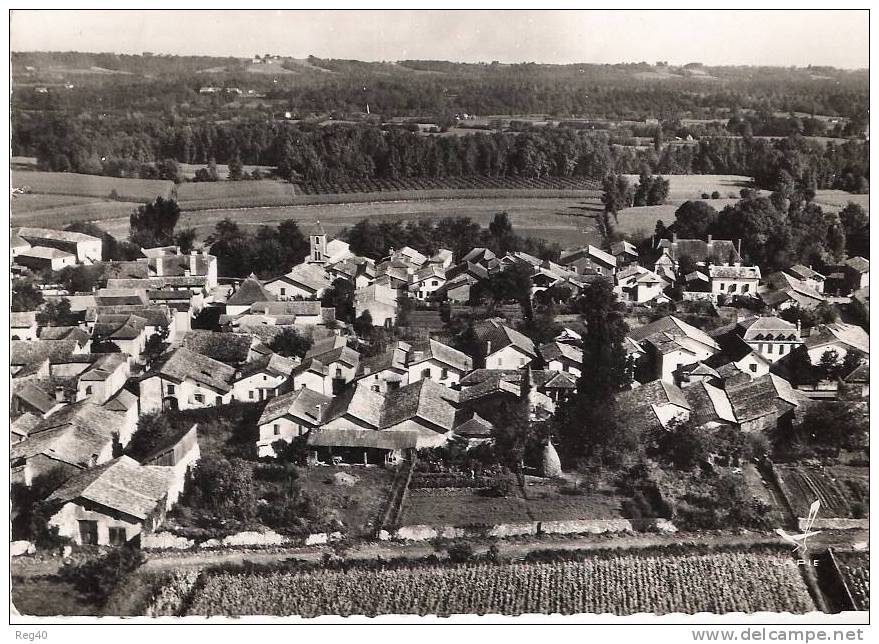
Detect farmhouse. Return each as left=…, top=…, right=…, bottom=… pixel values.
left=406, top=338, right=473, bottom=387
left=559, top=245, right=617, bottom=277
left=15, top=246, right=77, bottom=271
left=46, top=456, right=175, bottom=546
left=180, top=330, right=263, bottom=366
left=139, top=347, right=236, bottom=412
left=249, top=300, right=327, bottom=327
left=256, top=387, right=332, bottom=457
left=225, top=274, right=276, bottom=316
left=627, top=315, right=720, bottom=383
left=76, top=353, right=129, bottom=405
left=475, top=319, right=537, bottom=370
left=355, top=283, right=398, bottom=327
left=725, top=373, right=810, bottom=433
left=16, top=227, right=102, bottom=263
left=409, top=264, right=447, bottom=301
left=708, top=263, right=761, bottom=298
left=265, top=263, right=333, bottom=300
left=232, top=352, right=298, bottom=402
left=732, top=316, right=802, bottom=363
left=653, top=235, right=742, bottom=274
left=843, top=256, right=869, bottom=292
left=11, top=311, right=38, bottom=341
left=787, top=265, right=826, bottom=294
left=539, top=341, right=583, bottom=376
left=614, top=265, right=671, bottom=304
left=354, top=342, right=411, bottom=393
left=760, top=272, right=826, bottom=310
left=803, top=322, right=869, bottom=365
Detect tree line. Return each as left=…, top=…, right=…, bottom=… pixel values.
left=13, top=111, right=869, bottom=194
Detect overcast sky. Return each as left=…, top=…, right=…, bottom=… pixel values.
left=10, top=9, right=870, bottom=69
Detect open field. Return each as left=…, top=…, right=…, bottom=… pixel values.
left=400, top=484, right=623, bottom=527
left=622, top=174, right=753, bottom=201
left=183, top=548, right=816, bottom=616
left=11, top=575, right=100, bottom=617
left=294, top=465, right=394, bottom=539
left=297, top=175, right=602, bottom=195
left=176, top=179, right=293, bottom=208
left=11, top=170, right=172, bottom=202
left=97, top=196, right=606, bottom=248
left=11, top=193, right=142, bottom=229
left=813, top=190, right=869, bottom=213
left=613, top=199, right=740, bottom=237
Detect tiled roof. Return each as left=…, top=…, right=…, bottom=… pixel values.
left=13, top=381, right=58, bottom=415
left=475, top=319, right=537, bottom=357
left=683, top=381, right=737, bottom=426
left=804, top=323, right=869, bottom=355
left=236, top=352, right=299, bottom=380
left=47, top=456, right=173, bottom=520
left=250, top=300, right=322, bottom=316
left=708, top=264, right=761, bottom=280
left=845, top=256, right=869, bottom=273
left=539, top=341, right=583, bottom=364
left=657, top=238, right=741, bottom=265
left=788, top=265, right=825, bottom=281
left=180, top=330, right=254, bottom=364
left=380, top=378, right=459, bottom=431
left=38, top=326, right=89, bottom=343
left=11, top=423, right=114, bottom=469
left=155, top=347, right=237, bottom=393
left=227, top=275, right=276, bottom=306
left=322, top=383, right=385, bottom=428
left=17, top=226, right=100, bottom=244
left=726, top=373, right=807, bottom=423
left=258, top=386, right=332, bottom=426
left=11, top=311, right=36, bottom=327
left=307, top=428, right=418, bottom=450
left=268, top=264, right=332, bottom=293
left=408, top=339, right=472, bottom=372
left=79, top=353, right=127, bottom=381
left=11, top=339, right=79, bottom=367
left=18, top=247, right=75, bottom=260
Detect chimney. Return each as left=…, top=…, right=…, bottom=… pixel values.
left=54, top=386, right=66, bottom=403
left=796, top=318, right=802, bottom=337
left=707, top=234, right=713, bottom=244
left=190, top=250, right=198, bottom=276
left=154, top=257, right=163, bottom=277
left=486, top=340, right=492, bottom=356
left=737, top=239, right=742, bottom=257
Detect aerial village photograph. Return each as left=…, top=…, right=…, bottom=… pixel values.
left=5, top=5, right=872, bottom=635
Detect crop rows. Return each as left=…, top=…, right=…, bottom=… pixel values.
left=298, top=174, right=601, bottom=195
left=776, top=466, right=855, bottom=518
left=836, top=552, right=869, bottom=611
left=185, top=551, right=815, bottom=617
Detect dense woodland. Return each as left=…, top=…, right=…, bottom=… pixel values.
left=11, top=53, right=869, bottom=192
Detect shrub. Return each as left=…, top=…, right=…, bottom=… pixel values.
left=446, top=541, right=475, bottom=563
left=58, top=545, right=145, bottom=605
left=711, top=191, right=721, bottom=199
left=484, top=478, right=515, bottom=498
left=851, top=502, right=866, bottom=519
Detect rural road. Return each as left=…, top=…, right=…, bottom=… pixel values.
left=137, top=527, right=869, bottom=573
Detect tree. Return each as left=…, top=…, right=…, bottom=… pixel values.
left=174, top=227, right=197, bottom=253
left=12, top=277, right=43, bottom=312
left=488, top=211, right=516, bottom=255
left=453, top=319, right=485, bottom=369
left=601, top=174, right=633, bottom=223
left=129, top=196, right=181, bottom=248
left=321, top=278, right=355, bottom=324
left=189, top=456, right=256, bottom=521
left=54, top=263, right=107, bottom=294
left=491, top=365, right=535, bottom=472
left=817, top=349, right=843, bottom=380
left=268, top=328, right=313, bottom=358
left=354, top=310, right=373, bottom=337
left=676, top=254, right=697, bottom=279
left=558, top=279, right=632, bottom=464
left=228, top=154, right=244, bottom=181
left=798, top=401, right=867, bottom=450
left=276, top=219, right=310, bottom=266
left=36, top=298, right=77, bottom=327
left=125, top=413, right=175, bottom=461
left=674, top=200, right=718, bottom=239
left=839, top=202, right=869, bottom=259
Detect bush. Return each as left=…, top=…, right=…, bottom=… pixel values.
left=711, top=191, right=721, bottom=199
left=484, top=478, right=515, bottom=498
left=851, top=502, right=866, bottom=519
left=58, top=545, right=145, bottom=605
left=446, top=541, right=475, bottom=563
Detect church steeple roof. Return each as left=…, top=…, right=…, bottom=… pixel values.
left=310, top=219, right=326, bottom=236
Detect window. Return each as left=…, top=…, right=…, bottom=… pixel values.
left=441, top=367, right=449, bottom=380
left=109, top=527, right=127, bottom=546
left=335, top=367, right=342, bottom=378
left=767, top=344, right=773, bottom=354
left=280, top=287, right=286, bottom=296
left=779, top=345, right=786, bottom=355
left=194, top=393, right=204, bottom=403
left=432, top=280, right=438, bottom=286
left=749, top=364, right=757, bottom=373
left=372, top=385, right=380, bottom=392
left=85, top=385, right=93, bottom=395
left=742, top=283, right=750, bottom=293
left=273, top=424, right=280, bottom=436
left=421, top=368, right=431, bottom=379
left=167, top=384, right=175, bottom=395
left=248, top=391, right=255, bottom=399
left=263, top=375, right=267, bottom=380
left=78, top=520, right=98, bottom=545
left=215, top=396, right=222, bottom=405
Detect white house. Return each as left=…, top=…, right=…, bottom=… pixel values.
left=476, top=319, right=538, bottom=370
left=256, top=387, right=332, bottom=457
left=232, top=353, right=298, bottom=403
left=76, top=353, right=130, bottom=405
left=804, top=323, right=870, bottom=365
left=139, top=348, right=236, bottom=413
left=264, top=263, right=333, bottom=300
left=708, top=263, right=761, bottom=298
left=408, top=265, right=447, bottom=301
left=406, top=339, right=473, bottom=387
left=15, top=247, right=77, bottom=271
left=627, top=316, right=721, bottom=383
left=735, top=316, right=802, bottom=363
left=11, top=311, right=38, bottom=341
left=614, top=265, right=670, bottom=304
left=16, top=227, right=103, bottom=263
left=539, top=341, right=583, bottom=377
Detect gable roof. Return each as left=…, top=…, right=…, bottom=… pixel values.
left=46, top=456, right=173, bottom=520
left=321, top=383, right=385, bottom=428
left=628, top=316, right=720, bottom=355
left=236, top=352, right=299, bottom=380
left=475, top=319, right=537, bottom=357
left=258, top=386, right=332, bottom=426
left=180, top=330, right=254, bottom=364
left=708, top=264, right=761, bottom=280
left=38, top=326, right=90, bottom=344
left=657, top=238, right=741, bottom=265
left=11, top=423, right=115, bottom=469
left=726, top=373, right=807, bottom=423
left=845, top=256, right=869, bottom=273
left=539, top=341, right=583, bottom=364
left=307, top=428, right=418, bottom=450
left=227, top=275, right=276, bottom=306
left=17, top=226, right=100, bottom=245
left=804, top=323, right=869, bottom=355
left=268, top=263, right=333, bottom=294
left=11, top=311, right=36, bottom=328
left=380, top=378, right=460, bottom=431
left=79, top=353, right=128, bottom=381
left=13, top=381, right=58, bottom=415
left=408, top=339, right=473, bottom=372
left=153, top=347, right=236, bottom=393
left=11, top=339, right=79, bottom=368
